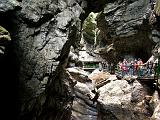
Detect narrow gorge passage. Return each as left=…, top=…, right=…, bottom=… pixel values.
left=0, top=0, right=160, bottom=120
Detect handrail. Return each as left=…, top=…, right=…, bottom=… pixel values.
left=115, top=62, right=159, bottom=79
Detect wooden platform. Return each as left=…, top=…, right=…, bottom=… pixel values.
left=137, top=76, right=157, bottom=82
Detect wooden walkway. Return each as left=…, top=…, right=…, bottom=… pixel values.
left=137, top=76, right=159, bottom=90
left=137, top=76, right=158, bottom=82
left=115, top=70, right=159, bottom=87
left=137, top=77, right=157, bottom=81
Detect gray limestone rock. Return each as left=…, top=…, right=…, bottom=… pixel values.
left=0, top=0, right=20, bottom=13
left=96, top=0, right=155, bottom=62
left=12, top=0, right=108, bottom=119
left=0, top=0, right=160, bottom=120
left=72, top=81, right=98, bottom=120
left=151, top=103, right=160, bottom=120
left=97, top=80, right=155, bottom=120
left=15, top=0, right=84, bottom=105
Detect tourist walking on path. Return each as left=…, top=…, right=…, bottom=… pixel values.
left=129, top=60, right=134, bottom=77
left=146, top=61, right=154, bottom=77
left=134, top=59, right=138, bottom=75
left=137, top=58, right=144, bottom=77
left=122, top=59, right=128, bottom=76
left=110, top=63, right=115, bottom=74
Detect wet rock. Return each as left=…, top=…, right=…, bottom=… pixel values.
left=11, top=0, right=108, bottom=119
left=67, top=67, right=89, bottom=77
left=152, top=29, right=160, bottom=43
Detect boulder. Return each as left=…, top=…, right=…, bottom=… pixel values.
left=151, top=90, right=160, bottom=120
left=151, top=103, right=160, bottom=120
left=72, top=81, right=97, bottom=120
left=88, top=70, right=111, bottom=84
left=97, top=80, right=156, bottom=120
left=67, top=67, right=91, bottom=83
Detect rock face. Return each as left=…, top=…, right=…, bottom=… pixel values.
left=151, top=90, right=160, bottom=120
left=151, top=103, right=160, bottom=120
left=0, top=0, right=160, bottom=120
left=69, top=68, right=160, bottom=120
left=96, top=0, right=156, bottom=63
left=0, top=0, right=20, bottom=13
left=72, top=81, right=98, bottom=120
left=15, top=0, right=85, bottom=119
left=97, top=80, right=157, bottom=120
left=0, top=0, right=108, bottom=120
left=67, top=67, right=98, bottom=120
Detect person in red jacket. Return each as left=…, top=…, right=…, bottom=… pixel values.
left=134, top=59, right=138, bottom=75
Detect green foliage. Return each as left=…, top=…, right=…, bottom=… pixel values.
left=154, top=0, right=160, bottom=16
left=83, top=13, right=96, bottom=30
left=82, top=12, right=97, bottom=44
left=84, top=62, right=99, bottom=68
left=0, top=25, right=11, bottom=44
left=83, top=31, right=95, bottom=44
left=0, top=26, right=9, bottom=35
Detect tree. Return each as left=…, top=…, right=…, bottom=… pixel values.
left=82, top=12, right=97, bottom=44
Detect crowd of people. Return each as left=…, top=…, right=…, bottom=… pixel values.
left=99, top=58, right=157, bottom=78
left=100, top=61, right=115, bottom=73
left=117, top=58, right=156, bottom=77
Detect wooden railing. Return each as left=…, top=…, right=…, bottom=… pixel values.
left=115, top=63, right=159, bottom=79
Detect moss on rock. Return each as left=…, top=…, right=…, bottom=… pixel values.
left=154, top=0, right=160, bottom=16
left=0, top=25, right=11, bottom=44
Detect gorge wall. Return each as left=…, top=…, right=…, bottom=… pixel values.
left=0, top=0, right=160, bottom=120
left=95, top=0, right=159, bottom=63
left=0, top=0, right=107, bottom=119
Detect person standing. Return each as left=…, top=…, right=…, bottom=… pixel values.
left=146, top=61, right=153, bottom=77
left=129, top=60, right=134, bottom=77
left=122, top=59, right=128, bottom=76
left=137, top=58, right=144, bottom=77
left=99, top=62, right=103, bottom=71
left=104, top=61, right=109, bottom=72
left=110, top=63, right=115, bottom=74
left=134, top=59, right=138, bottom=75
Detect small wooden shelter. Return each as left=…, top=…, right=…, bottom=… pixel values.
left=78, top=51, right=102, bottom=72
